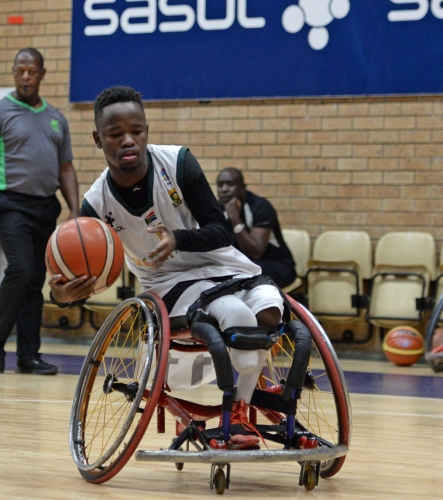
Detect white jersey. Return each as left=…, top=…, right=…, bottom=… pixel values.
left=84, top=144, right=260, bottom=315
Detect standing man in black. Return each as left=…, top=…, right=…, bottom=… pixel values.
left=0, top=48, right=79, bottom=374
left=217, top=167, right=296, bottom=289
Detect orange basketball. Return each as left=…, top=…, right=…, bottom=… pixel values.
left=45, top=217, right=125, bottom=295
left=382, top=326, right=424, bottom=366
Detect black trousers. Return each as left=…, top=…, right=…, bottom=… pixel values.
left=253, top=257, right=297, bottom=290
left=0, top=192, right=61, bottom=359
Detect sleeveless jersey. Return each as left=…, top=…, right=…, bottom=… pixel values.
left=84, top=145, right=260, bottom=307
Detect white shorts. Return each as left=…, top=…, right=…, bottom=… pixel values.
left=166, top=281, right=283, bottom=390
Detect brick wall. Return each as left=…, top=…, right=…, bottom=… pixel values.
left=1, top=2, right=443, bottom=253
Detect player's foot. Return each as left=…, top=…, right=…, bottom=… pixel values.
left=208, top=439, right=228, bottom=450
left=228, top=399, right=262, bottom=450
left=16, top=354, right=58, bottom=375
left=229, top=434, right=260, bottom=450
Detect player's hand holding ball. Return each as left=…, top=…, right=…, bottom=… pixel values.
left=46, top=217, right=124, bottom=305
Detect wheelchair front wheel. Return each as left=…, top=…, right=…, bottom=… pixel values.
left=69, top=294, right=170, bottom=483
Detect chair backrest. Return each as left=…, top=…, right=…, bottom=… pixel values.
left=374, top=232, right=436, bottom=280
left=368, top=232, right=437, bottom=328
left=312, top=230, right=373, bottom=279
left=307, top=230, right=372, bottom=321
left=281, top=229, right=311, bottom=277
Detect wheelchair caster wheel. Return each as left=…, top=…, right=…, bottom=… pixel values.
left=303, top=464, right=317, bottom=491
left=175, top=446, right=184, bottom=470
left=213, top=468, right=226, bottom=495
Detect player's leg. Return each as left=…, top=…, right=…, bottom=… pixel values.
left=207, top=294, right=260, bottom=401
left=0, top=210, right=35, bottom=369
left=233, top=284, right=284, bottom=399
left=15, top=211, right=58, bottom=374
left=207, top=286, right=284, bottom=403
left=206, top=287, right=283, bottom=449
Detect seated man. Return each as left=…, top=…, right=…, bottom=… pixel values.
left=216, top=167, right=296, bottom=289
left=49, top=86, right=285, bottom=450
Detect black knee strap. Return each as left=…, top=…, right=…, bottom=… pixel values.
left=282, top=320, right=312, bottom=401
left=190, top=321, right=234, bottom=392
left=222, top=325, right=281, bottom=350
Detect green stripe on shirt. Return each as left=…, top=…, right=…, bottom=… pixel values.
left=6, top=94, right=47, bottom=113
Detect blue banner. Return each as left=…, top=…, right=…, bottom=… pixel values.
left=70, top=1, right=443, bottom=102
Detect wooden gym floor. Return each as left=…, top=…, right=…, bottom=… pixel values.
left=1, top=341, right=442, bottom=499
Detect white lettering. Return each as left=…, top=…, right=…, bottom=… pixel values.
left=388, top=0, right=429, bottom=22
left=158, top=0, right=195, bottom=32
left=197, top=0, right=235, bottom=31
left=84, top=0, right=119, bottom=36
left=121, top=0, right=156, bottom=34
left=237, top=0, right=265, bottom=29
left=431, top=0, right=443, bottom=18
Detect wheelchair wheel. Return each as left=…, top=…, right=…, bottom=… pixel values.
left=259, top=296, right=351, bottom=479
left=425, top=294, right=443, bottom=373
left=69, top=293, right=170, bottom=483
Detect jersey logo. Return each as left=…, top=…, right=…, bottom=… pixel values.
left=104, top=211, right=125, bottom=232
left=145, top=211, right=157, bottom=226
left=50, top=118, right=61, bottom=132
left=160, top=167, right=183, bottom=208
left=105, top=212, right=115, bottom=226
left=168, top=188, right=182, bottom=208
left=160, top=167, right=172, bottom=186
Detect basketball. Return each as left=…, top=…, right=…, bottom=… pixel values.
left=382, top=326, right=424, bottom=366
left=45, top=217, right=125, bottom=295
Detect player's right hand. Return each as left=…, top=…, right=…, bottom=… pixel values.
left=49, top=274, right=96, bottom=304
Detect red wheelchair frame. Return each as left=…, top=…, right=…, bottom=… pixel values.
left=69, top=292, right=351, bottom=494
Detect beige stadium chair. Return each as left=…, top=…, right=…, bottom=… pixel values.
left=42, top=274, right=85, bottom=330
left=367, top=232, right=437, bottom=329
left=280, top=229, right=311, bottom=295
left=307, top=230, right=372, bottom=323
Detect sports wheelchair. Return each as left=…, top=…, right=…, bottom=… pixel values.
left=69, top=291, right=351, bottom=495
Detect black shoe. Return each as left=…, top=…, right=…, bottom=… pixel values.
left=0, top=355, right=4, bottom=374
left=16, top=355, right=58, bottom=375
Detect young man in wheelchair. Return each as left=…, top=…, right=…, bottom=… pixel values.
left=49, top=86, right=310, bottom=451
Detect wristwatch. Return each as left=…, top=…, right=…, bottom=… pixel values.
left=233, top=223, right=245, bottom=234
